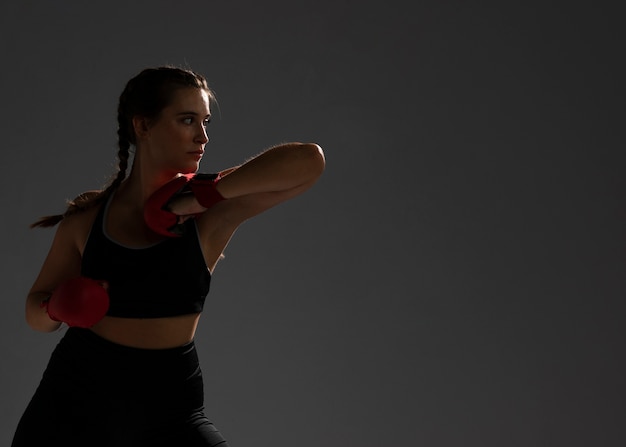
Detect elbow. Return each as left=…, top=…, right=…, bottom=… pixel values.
left=25, top=299, right=60, bottom=333
left=300, top=142, right=326, bottom=180
left=25, top=309, right=46, bottom=332
left=25, top=311, right=43, bottom=332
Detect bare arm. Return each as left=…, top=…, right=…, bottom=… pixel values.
left=171, top=142, right=326, bottom=224
left=217, top=142, right=325, bottom=197
left=26, top=215, right=85, bottom=332
left=217, top=142, right=325, bottom=221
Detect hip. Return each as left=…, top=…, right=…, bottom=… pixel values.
left=41, top=327, right=204, bottom=408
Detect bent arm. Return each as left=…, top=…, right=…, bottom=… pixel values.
left=216, top=142, right=325, bottom=222
left=217, top=142, right=325, bottom=198
left=171, top=142, right=325, bottom=223
left=26, top=217, right=84, bottom=332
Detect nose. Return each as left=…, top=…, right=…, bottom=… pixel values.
left=196, top=124, right=209, bottom=144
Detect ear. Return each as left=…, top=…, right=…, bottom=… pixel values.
left=132, top=116, right=151, bottom=140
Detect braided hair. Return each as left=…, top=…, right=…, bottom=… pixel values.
left=31, top=66, right=213, bottom=228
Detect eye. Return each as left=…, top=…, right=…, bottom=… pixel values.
left=182, top=117, right=193, bottom=125
left=203, top=118, right=211, bottom=127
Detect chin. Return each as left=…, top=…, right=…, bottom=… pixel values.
left=178, top=163, right=200, bottom=175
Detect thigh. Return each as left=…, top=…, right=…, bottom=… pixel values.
left=152, top=411, right=229, bottom=447
left=11, top=383, right=108, bottom=447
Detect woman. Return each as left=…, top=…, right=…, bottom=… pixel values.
left=12, top=66, right=325, bottom=446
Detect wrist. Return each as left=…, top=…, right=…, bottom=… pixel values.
left=189, top=173, right=226, bottom=207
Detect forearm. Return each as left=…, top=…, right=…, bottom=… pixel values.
left=165, top=142, right=325, bottom=217
left=25, top=292, right=62, bottom=332
left=216, top=142, right=325, bottom=199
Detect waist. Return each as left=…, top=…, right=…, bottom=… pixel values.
left=44, top=327, right=204, bottom=408
left=90, top=313, right=201, bottom=349
left=105, top=294, right=206, bottom=318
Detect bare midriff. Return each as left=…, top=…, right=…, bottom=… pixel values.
left=89, top=314, right=201, bottom=349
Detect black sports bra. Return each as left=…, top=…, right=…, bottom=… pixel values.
left=81, top=194, right=211, bottom=318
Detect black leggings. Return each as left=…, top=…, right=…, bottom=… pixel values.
left=12, top=327, right=229, bottom=447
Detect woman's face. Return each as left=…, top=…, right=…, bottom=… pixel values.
left=141, top=87, right=211, bottom=175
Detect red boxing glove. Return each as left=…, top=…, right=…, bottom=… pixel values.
left=144, top=173, right=224, bottom=238
left=42, top=277, right=110, bottom=328
left=188, top=173, right=225, bottom=209
left=143, top=174, right=194, bottom=237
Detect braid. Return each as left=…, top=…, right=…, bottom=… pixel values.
left=30, top=65, right=213, bottom=229
left=96, top=114, right=132, bottom=204
left=29, top=137, right=131, bottom=229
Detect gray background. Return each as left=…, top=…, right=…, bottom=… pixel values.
left=1, top=1, right=625, bottom=446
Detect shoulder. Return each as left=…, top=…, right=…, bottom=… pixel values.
left=66, top=190, right=104, bottom=229
left=59, top=190, right=104, bottom=254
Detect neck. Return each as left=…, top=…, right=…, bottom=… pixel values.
left=122, top=155, right=180, bottom=205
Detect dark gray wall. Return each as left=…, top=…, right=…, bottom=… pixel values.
left=1, top=1, right=624, bottom=446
